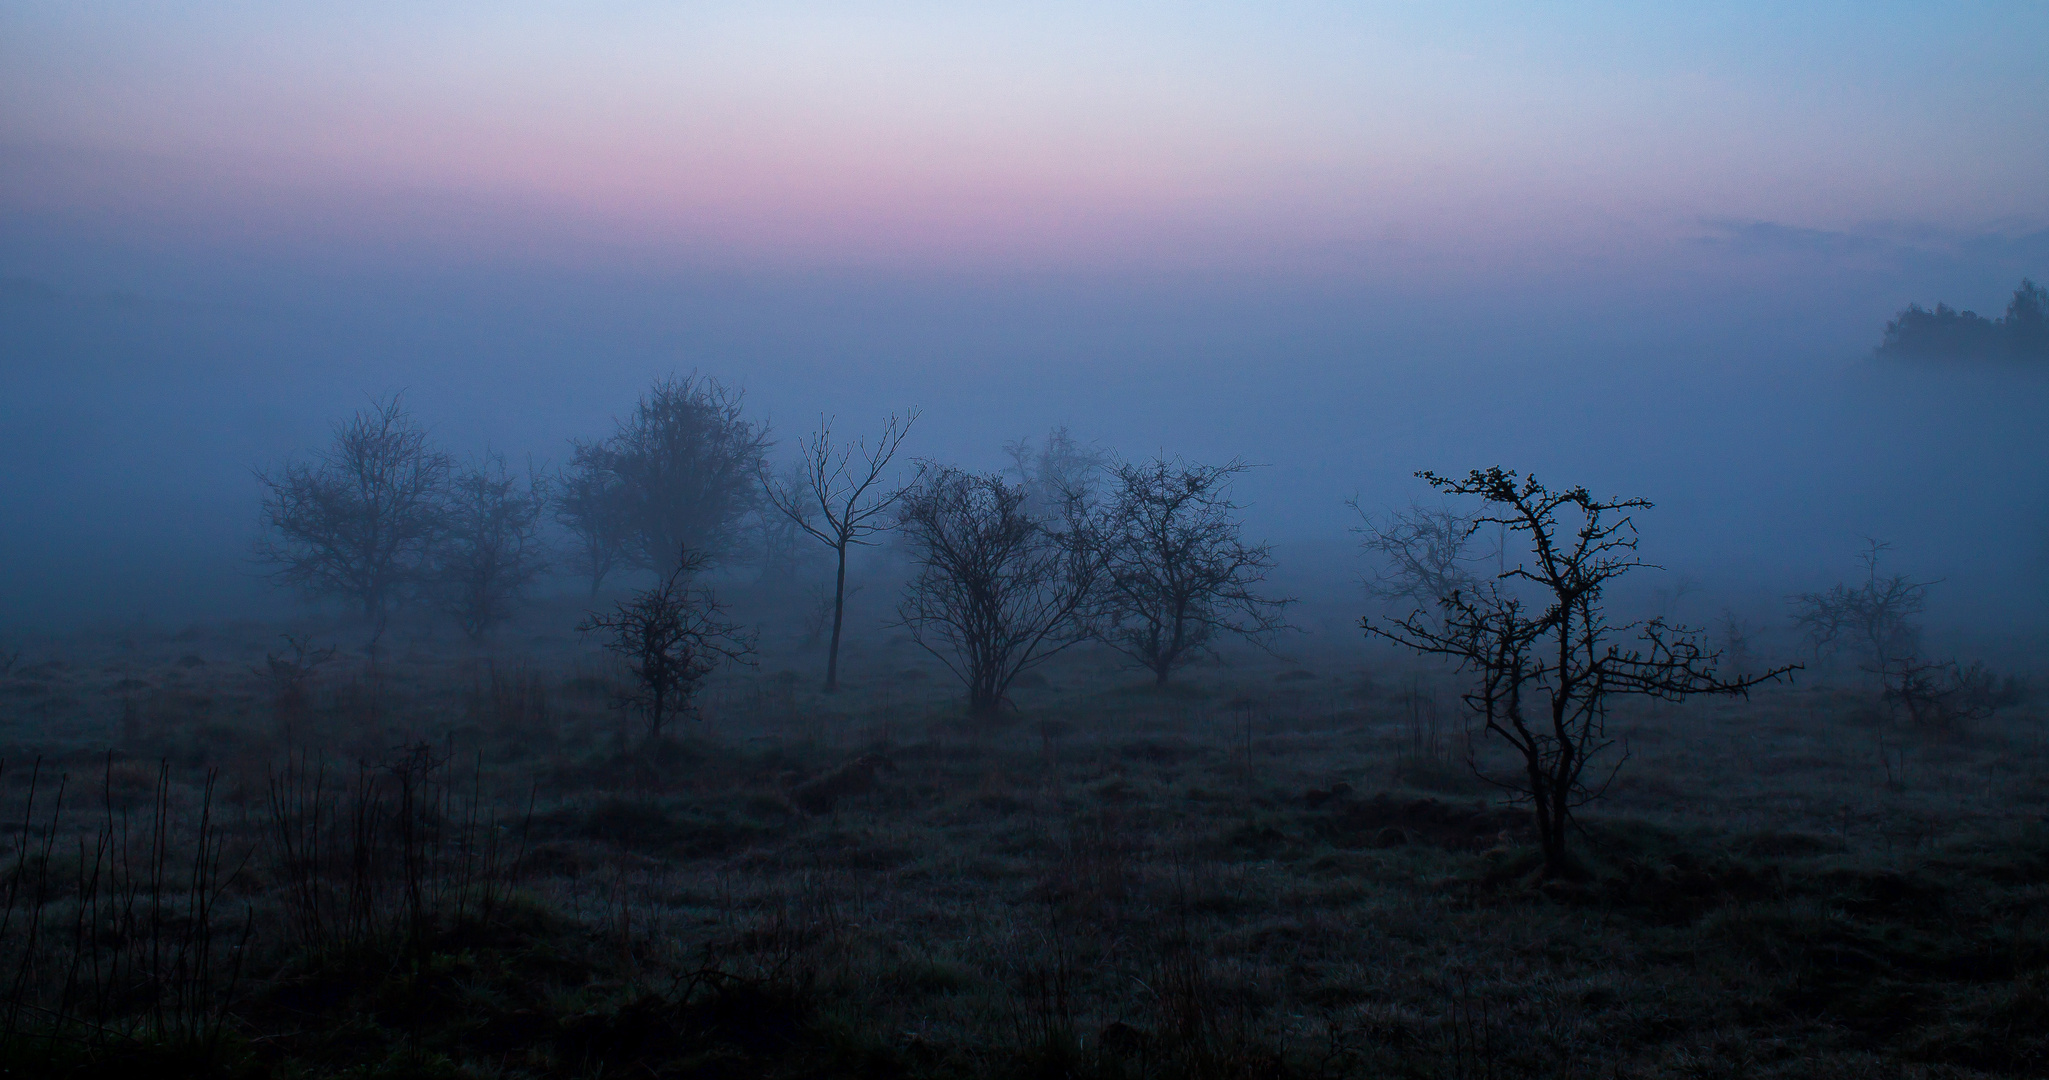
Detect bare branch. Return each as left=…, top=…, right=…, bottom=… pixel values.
left=760, top=410, right=918, bottom=691
left=577, top=545, right=756, bottom=742
left=1099, top=456, right=1294, bottom=684
left=1366, top=468, right=1799, bottom=880
left=893, top=464, right=1105, bottom=717
left=253, top=394, right=449, bottom=622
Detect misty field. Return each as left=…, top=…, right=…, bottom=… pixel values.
left=2, top=611, right=2044, bottom=1080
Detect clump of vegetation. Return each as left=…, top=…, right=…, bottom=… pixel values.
left=1792, top=540, right=2020, bottom=731
left=433, top=454, right=550, bottom=642
left=252, top=633, right=335, bottom=728
left=565, top=373, right=771, bottom=573
left=1876, top=277, right=2049, bottom=360
left=1789, top=538, right=1930, bottom=676
left=255, top=400, right=554, bottom=645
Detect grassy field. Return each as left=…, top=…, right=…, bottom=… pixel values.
left=1, top=608, right=2046, bottom=1078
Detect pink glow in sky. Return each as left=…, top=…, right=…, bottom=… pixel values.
left=4, top=3, right=2046, bottom=272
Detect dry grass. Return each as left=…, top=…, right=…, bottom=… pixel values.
left=0, top=612, right=2044, bottom=1078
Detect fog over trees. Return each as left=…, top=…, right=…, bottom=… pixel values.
left=2, top=7, right=2047, bottom=1068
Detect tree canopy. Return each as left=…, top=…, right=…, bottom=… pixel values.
left=1877, top=279, right=2048, bottom=360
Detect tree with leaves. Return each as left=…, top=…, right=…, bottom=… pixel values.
left=1098, top=457, right=1291, bottom=685
left=895, top=465, right=1105, bottom=718
left=1364, top=468, right=1796, bottom=880
left=1877, top=279, right=2049, bottom=360
left=255, top=396, right=449, bottom=622
left=761, top=411, right=916, bottom=692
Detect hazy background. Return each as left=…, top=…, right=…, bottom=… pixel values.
left=3, top=2, right=2046, bottom=660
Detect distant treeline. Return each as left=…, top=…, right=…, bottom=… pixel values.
left=1876, top=278, right=2048, bottom=360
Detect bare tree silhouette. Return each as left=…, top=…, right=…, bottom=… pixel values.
left=762, top=410, right=917, bottom=692
left=434, top=455, right=549, bottom=641
left=1354, top=500, right=1485, bottom=620
left=255, top=395, right=449, bottom=624
left=1365, top=468, right=1797, bottom=879
left=1789, top=538, right=1932, bottom=678
left=1099, top=457, right=1291, bottom=685
left=895, top=465, right=1105, bottom=718
left=578, top=546, right=754, bottom=743
left=1005, top=426, right=1109, bottom=523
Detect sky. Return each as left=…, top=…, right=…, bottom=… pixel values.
left=2, top=2, right=2047, bottom=645
left=6, top=4, right=2046, bottom=273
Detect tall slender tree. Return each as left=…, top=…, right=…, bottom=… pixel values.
left=761, top=411, right=917, bottom=692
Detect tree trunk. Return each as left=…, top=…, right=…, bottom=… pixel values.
left=1535, top=783, right=1585, bottom=880
left=969, top=668, right=1002, bottom=718
left=824, top=541, right=849, bottom=692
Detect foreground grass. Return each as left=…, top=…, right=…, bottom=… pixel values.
left=0, top=619, right=2044, bottom=1077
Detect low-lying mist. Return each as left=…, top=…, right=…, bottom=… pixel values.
left=2, top=256, right=2046, bottom=675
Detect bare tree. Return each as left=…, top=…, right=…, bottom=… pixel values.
left=601, top=374, right=771, bottom=571
left=1005, top=425, right=1109, bottom=523
left=895, top=465, right=1105, bottom=718
left=555, top=439, right=630, bottom=597
left=255, top=396, right=449, bottom=622
left=751, top=461, right=814, bottom=578
left=1789, top=539, right=1931, bottom=677
left=1881, top=657, right=2004, bottom=730
left=1364, top=469, right=1797, bottom=880
left=578, top=546, right=754, bottom=742
left=1099, top=457, right=1292, bottom=685
left=1651, top=573, right=1703, bottom=621
left=762, top=411, right=917, bottom=692
left=252, top=634, right=336, bottom=728
left=1714, top=607, right=1759, bottom=676
left=1354, top=500, right=1484, bottom=617
left=434, top=455, right=550, bottom=641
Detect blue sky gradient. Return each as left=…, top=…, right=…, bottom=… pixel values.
left=2, top=3, right=2046, bottom=640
